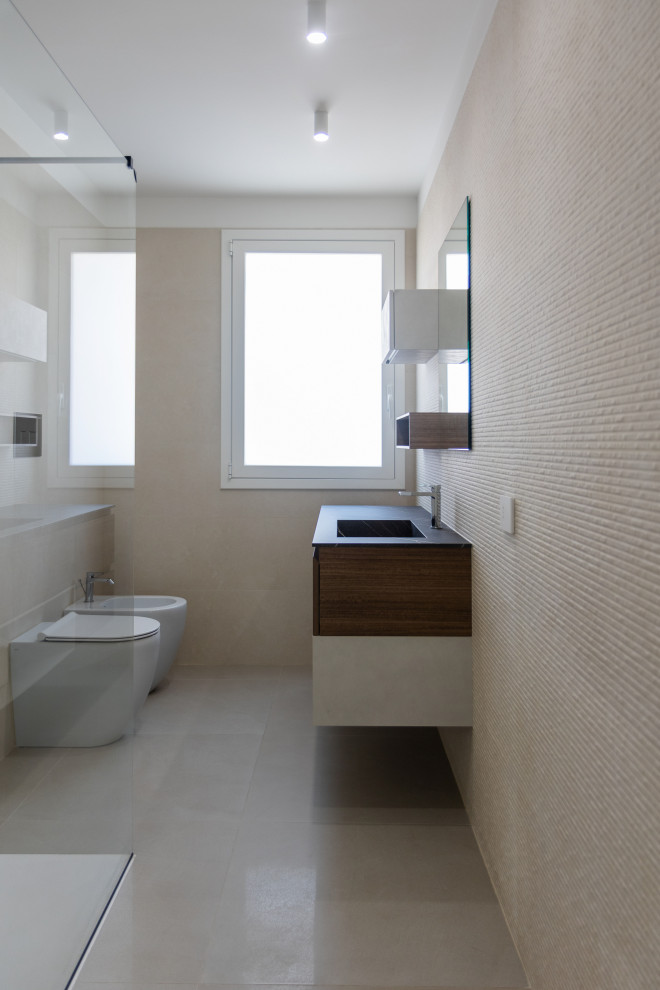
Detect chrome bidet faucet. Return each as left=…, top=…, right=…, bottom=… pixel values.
left=81, top=571, right=114, bottom=603
left=397, top=484, right=442, bottom=529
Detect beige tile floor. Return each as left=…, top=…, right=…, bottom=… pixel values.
left=42, top=665, right=531, bottom=989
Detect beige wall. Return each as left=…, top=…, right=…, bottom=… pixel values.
left=417, top=2, right=660, bottom=988
left=134, top=228, right=415, bottom=666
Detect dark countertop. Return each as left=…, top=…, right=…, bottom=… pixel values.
left=312, top=504, right=471, bottom=547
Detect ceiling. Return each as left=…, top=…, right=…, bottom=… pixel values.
left=10, top=0, right=495, bottom=200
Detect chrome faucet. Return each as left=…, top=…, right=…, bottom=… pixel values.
left=81, top=571, right=114, bottom=603
left=397, top=484, right=442, bottom=529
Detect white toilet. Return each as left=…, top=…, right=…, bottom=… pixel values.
left=9, top=613, right=160, bottom=747
left=65, top=595, right=186, bottom=690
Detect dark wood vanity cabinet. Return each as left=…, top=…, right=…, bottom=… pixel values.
left=313, top=544, right=471, bottom=637
left=312, top=507, right=473, bottom=726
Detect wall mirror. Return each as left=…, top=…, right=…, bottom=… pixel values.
left=437, top=196, right=470, bottom=447
left=394, top=197, right=470, bottom=452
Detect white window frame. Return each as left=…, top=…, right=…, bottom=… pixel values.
left=48, top=228, right=135, bottom=489
left=220, top=228, right=406, bottom=490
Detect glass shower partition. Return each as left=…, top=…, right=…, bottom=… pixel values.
left=0, top=2, right=137, bottom=987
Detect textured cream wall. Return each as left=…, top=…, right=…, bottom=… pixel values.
left=417, top=2, right=660, bottom=988
left=134, top=228, right=415, bottom=666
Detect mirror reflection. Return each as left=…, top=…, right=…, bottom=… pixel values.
left=438, top=197, right=470, bottom=447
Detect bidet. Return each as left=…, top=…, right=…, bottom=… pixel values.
left=66, top=595, right=187, bottom=689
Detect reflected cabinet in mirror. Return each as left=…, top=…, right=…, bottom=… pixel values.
left=395, top=196, right=471, bottom=450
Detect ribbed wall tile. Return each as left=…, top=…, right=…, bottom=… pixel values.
left=418, top=2, right=660, bottom=988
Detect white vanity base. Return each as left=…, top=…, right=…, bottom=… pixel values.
left=312, top=636, right=472, bottom=726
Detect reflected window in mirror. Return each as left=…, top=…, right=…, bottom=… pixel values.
left=446, top=252, right=468, bottom=291
left=437, top=198, right=471, bottom=437
left=447, top=364, right=469, bottom=412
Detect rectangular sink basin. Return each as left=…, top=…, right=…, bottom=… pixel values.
left=336, top=519, right=425, bottom=539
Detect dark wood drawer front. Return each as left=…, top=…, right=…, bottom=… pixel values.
left=317, top=546, right=471, bottom=636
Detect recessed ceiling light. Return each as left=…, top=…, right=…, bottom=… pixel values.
left=53, top=109, right=69, bottom=141
left=313, top=109, right=329, bottom=142
left=307, top=0, right=327, bottom=44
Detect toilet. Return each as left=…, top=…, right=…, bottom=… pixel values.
left=9, top=612, right=160, bottom=747
left=65, top=595, right=186, bottom=690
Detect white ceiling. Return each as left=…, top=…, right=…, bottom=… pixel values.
left=10, top=0, right=496, bottom=200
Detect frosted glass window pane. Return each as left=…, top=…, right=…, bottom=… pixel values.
left=243, top=252, right=383, bottom=467
left=446, top=253, right=468, bottom=290
left=70, top=252, right=135, bottom=465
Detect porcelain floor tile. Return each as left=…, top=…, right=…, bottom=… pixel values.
left=266, top=666, right=315, bottom=725
left=244, top=725, right=469, bottom=825
left=8, top=759, right=132, bottom=823
left=136, top=702, right=269, bottom=736
left=0, top=814, right=132, bottom=854
left=72, top=667, right=528, bottom=989
left=131, top=817, right=238, bottom=864
left=201, top=820, right=528, bottom=988
left=137, top=667, right=280, bottom=734
left=133, top=770, right=251, bottom=824
left=173, top=664, right=284, bottom=681
left=77, top=855, right=227, bottom=985
left=0, top=749, right=63, bottom=823
left=77, top=984, right=198, bottom=990
left=199, top=986, right=528, bottom=990
left=133, top=731, right=262, bottom=785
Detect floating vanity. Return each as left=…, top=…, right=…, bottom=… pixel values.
left=312, top=505, right=472, bottom=726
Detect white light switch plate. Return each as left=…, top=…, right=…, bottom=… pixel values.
left=500, top=495, right=515, bottom=534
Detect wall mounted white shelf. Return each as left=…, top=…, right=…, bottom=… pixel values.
left=382, top=289, right=468, bottom=365
left=0, top=291, right=47, bottom=363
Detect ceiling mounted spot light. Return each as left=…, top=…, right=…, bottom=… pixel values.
left=306, top=0, right=327, bottom=44
left=53, top=109, right=69, bottom=141
left=313, top=109, right=329, bottom=142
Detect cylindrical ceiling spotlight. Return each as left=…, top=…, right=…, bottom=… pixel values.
left=307, top=0, right=327, bottom=44
left=53, top=109, right=69, bottom=141
left=313, top=109, right=329, bottom=142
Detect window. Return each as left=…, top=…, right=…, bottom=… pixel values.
left=49, top=231, right=136, bottom=488
left=221, top=229, right=405, bottom=489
